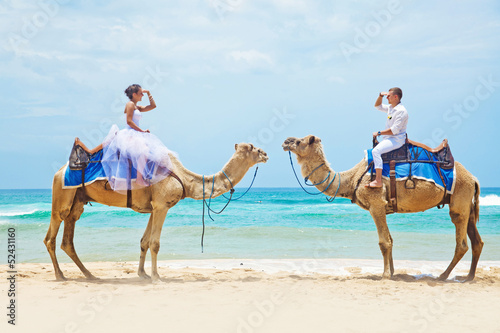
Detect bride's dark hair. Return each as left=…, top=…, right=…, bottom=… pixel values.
left=124, top=84, right=142, bottom=100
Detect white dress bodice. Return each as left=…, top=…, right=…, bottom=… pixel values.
left=126, top=109, right=142, bottom=129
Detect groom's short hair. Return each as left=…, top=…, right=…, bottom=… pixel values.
left=389, top=87, right=403, bottom=100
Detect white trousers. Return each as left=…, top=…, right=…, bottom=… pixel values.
left=372, top=138, right=404, bottom=169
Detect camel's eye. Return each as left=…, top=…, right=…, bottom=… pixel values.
left=296, top=140, right=300, bottom=145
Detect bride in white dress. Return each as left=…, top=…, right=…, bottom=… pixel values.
left=75, top=84, right=176, bottom=193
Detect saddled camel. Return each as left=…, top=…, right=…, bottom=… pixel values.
left=283, top=135, right=482, bottom=281
left=44, top=143, right=268, bottom=282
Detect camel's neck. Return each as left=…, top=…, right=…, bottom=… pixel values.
left=171, top=154, right=253, bottom=200
left=297, top=155, right=363, bottom=201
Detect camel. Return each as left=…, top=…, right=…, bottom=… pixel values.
left=282, top=135, right=483, bottom=281
left=44, top=143, right=268, bottom=282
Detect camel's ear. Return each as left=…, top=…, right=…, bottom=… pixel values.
left=235, top=143, right=238, bottom=151
left=309, top=136, right=316, bottom=145
left=249, top=144, right=254, bottom=151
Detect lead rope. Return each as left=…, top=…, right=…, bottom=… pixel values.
left=222, top=167, right=258, bottom=201
left=288, top=151, right=340, bottom=201
left=200, top=173, right=236, bottom=252
left=200, top=167, right=260, bottom=252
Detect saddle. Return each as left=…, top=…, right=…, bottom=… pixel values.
left=68, top=142, right=91, bottom=171
left=67, top=142, right=186, bottom=207
left=373, top=136, right=454, bottom=169
left=370, top=136, right=454, bottom=213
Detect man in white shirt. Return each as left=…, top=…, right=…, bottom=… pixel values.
left=367, top=87, right=409, bottom=188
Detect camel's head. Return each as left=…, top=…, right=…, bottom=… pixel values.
left=282, top=135, right=322, bottom=158
left=235, top=143, right=269, bottom=164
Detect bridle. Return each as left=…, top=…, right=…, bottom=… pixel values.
left=288, top=151, right=341, bottom=202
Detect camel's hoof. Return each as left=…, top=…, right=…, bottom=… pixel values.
left=151, top=275, right=163, bottom=284
left=456, top=275, right=474, bottom=283
left=86, top=274, right=99, bottom=280
left=138, top=272, right=151, bottom=280
left=55, top=275, right=67, bottom=282
left=381, top=273, right=392, bottom=280
left=437, top=273, right=449, bottom=281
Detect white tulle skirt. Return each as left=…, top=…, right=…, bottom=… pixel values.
left=101, top=125, right=177, bottom=193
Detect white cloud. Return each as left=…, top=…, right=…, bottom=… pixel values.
left=8, top=107, right=69, bottom=119
left=326, top=75, right=346, bottom=84
left=228, top=49, right=273, bottom=67
left=269, top=0, right=311, bottom=14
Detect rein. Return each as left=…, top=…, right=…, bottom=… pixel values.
left=288, top=151, right=341, bottom=202
left=222, top=167, right=258, bottom=201
left=200, top=167, right=258, bottom=252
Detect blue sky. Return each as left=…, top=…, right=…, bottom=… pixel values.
left=1, top=0, right=500, bottom=189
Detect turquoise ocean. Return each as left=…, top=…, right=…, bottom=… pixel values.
left=1, top=188, right=499, bottom=264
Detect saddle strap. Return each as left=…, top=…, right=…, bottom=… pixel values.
left=81, top=168, right=85, bottom=189
left=127, top=160, right=132, bottom=208
left=389, top=160, right=398, bottom=213
left=169, top=171, right=186, bottom=199
left=351, top=161, right=373, bottom=204
left=124, top=170, right=185, bottom=209
left=436, top=164, right=449, bottom=209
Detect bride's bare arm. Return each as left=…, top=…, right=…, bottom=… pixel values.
left=137, top=89, right=156, bottom=112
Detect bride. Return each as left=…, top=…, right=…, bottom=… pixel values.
left=75, top=84, right=176, bottom=193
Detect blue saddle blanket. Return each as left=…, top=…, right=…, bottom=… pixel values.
left=63, top=150, right=108, bottom=188
left=63, top=150, right=156, bottom=188
left=366, top=146, right=456, bottom=194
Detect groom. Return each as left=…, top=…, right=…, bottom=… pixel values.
left=367, top=87, right=409, bottom=188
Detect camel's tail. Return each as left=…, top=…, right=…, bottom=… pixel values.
left=471, top=178, right=480, bottom=225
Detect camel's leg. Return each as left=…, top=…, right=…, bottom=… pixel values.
left=370, top=208, right=394, bottom=279
left=60, top=198, right=97, bottom=280
left=44, top=173, right=77, bottom=281
left=138, top=214, right=153, bottom=279
left=149, top=207, right=169, bottom=283
left=465, top=217, right=483, bottom=281
left=44, top=213, right=66, bottom=281
left=438, top=209, right=469, bottom=281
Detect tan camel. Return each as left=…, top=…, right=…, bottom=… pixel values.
left=44, top=143, right=268, bottom=282
left=282, top=135, right=483, bottom=281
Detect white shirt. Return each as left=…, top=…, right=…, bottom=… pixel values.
left=375, top=103, right=408, bottom=146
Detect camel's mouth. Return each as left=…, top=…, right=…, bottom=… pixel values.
left=256, top=148, right=269, bottom=163
left=282, top=137, right=297, bottom=152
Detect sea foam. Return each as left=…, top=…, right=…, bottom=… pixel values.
left=0, top=208, right=43, bottom=217
left=480, top=194, right=500, bottom=206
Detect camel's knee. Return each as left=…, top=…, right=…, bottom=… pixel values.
left=150, top=240, right=160, bottom=254
left=140, top=236, right=150, bottom=250
left=378, top=241, right=393, bottom=254
left=472, top=240, right=484, bottom=255
left=449, top=211, right=461, bottom=220
left=44, top=238, right=56, bottom=252
left=140, top=243, right=150, bottom=256
left=60, top=243, right=72, bottom=254
left=455, top=239, right=468, bottom=257
left=60, top=238, right=75, bottom=255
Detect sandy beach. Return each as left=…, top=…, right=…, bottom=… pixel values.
left=2, top=259, right=500, bottom=333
